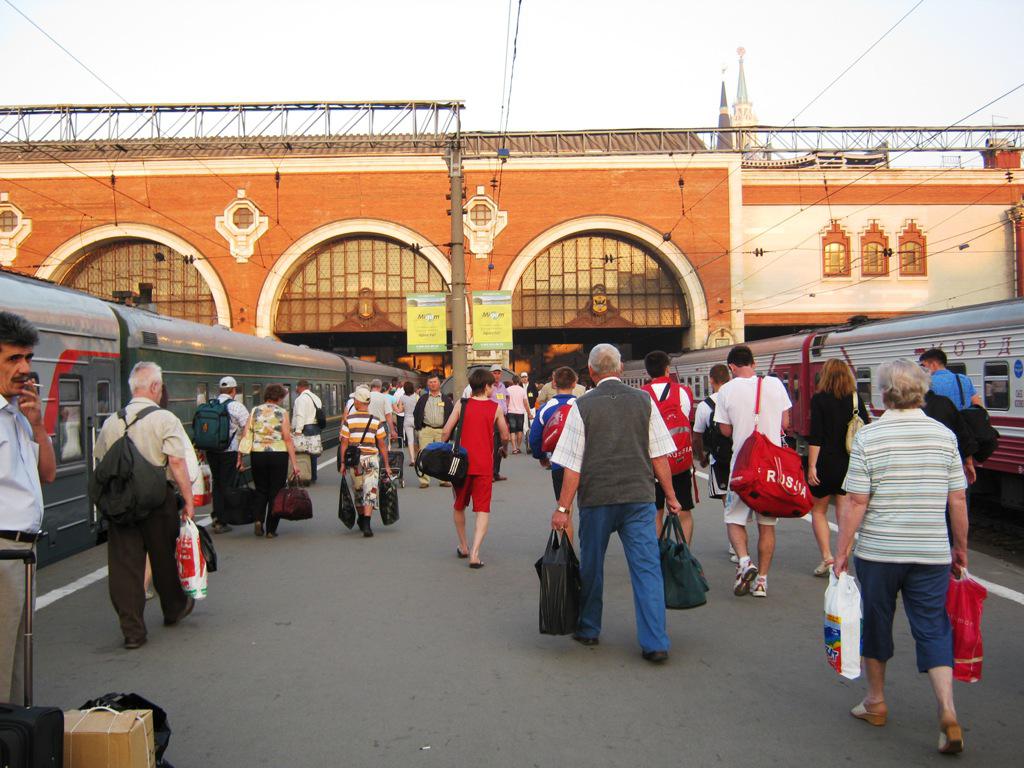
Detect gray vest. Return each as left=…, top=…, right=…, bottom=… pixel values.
left=576, top=379, right=656, bottom=508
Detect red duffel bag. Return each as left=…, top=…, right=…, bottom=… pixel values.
left=728, top=377, right=812, bottom=518
left=272, top=478, right=313, bottom=521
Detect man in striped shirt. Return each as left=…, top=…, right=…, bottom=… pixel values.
left=834, top=360, right=968, bottom=754
left=339, top=386, right=391, bottom=538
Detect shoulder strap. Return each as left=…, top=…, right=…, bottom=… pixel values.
left=704, top=395, right=715, bottom=415
left=954, top=373, right=967, bottom=409
left=126, top=405, right=161, bottom=429
left=658, top=381, right=672, bottom=402
left=358, top=413, right=375, bottom=444
left=754, top=376, right=763, bottom=421
left=452, top=398, right=470, bottom=448
left=852, top=390, right=858, bottom=415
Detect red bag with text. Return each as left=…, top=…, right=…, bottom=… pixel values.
left=946, top=570, right=987, bottom=682
left=729, top=377, right=811, bottom=517
left=541, top=404, right=574, bottom=454
left=642, top=380, right=694, bottom=474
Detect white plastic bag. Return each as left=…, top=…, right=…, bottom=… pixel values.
left=824, top=570, right=862, bottom=679
left=176, top=519, right=208, bottom=600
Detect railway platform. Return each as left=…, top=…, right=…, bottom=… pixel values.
left=30, top=450, right=1024, bottom=767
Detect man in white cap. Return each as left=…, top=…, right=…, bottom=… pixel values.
left=463, top=365, right=510, bottom=481
left=207, top=376, right=250, bottom=533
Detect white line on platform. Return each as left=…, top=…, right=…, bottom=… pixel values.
left=693, top=471, right=1024, bottom=606
left=317, top=455, right=336, bottom=470
left=37, top=567, right=108, bottom=610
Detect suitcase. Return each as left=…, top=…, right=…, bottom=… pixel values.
left=388, top=449, right=405, bottom=488
left=0, top=549, right=63, bottom=768
left=295, top=453, right=313, bottom=486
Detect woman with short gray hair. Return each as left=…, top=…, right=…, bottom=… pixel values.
left=834, top=359, right=969, bottom=754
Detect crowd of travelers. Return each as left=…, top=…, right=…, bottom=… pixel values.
left=0, top=305, right=982, bottom=755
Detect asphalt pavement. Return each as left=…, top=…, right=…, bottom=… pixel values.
left=33, top=449, right=1024, bottom=767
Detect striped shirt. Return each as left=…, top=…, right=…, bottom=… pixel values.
left=843, top=408, right=966, bottom=564
left=340, top=412, right=386, bottom=455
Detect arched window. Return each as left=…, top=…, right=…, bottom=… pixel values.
left=860, top=220, right=889, bottom=277
left=821, top=220, right=850, bottom=277
left=274, top=236, right=448, bottom=333
left=512, top=233, right=686, bottom=329
left=62, top=238, right=216, bottom=323
left=899, top=221, right=927, bottom=276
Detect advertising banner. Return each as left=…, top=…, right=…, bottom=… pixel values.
left=471, top=290, right=513, bottom=351
left=406, top=293, right=448, bottom=352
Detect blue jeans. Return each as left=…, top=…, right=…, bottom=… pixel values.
left=577, top=502, right=669, bottom=653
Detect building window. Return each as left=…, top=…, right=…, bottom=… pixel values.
left=860, top=221, right=889, bottom=276
left=232, top=206, right=255, bottom=230
left=0, top=210, right=16, bottom=232
left=984, top=361, right=1009, bottom=411
left=899, top=221, right=927, bottom=276
left=821, top=220, right=851, bottom=277
left=469, top=203, right=493, bottom=226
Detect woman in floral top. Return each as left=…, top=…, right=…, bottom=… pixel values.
left=237, top=384, right=299, bottom=538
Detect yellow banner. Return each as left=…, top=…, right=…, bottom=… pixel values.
left=406, top=294, right=447, bottom=353
left=471, top=291, right=513, bottom=351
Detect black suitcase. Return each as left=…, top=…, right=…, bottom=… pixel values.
left=0, top=549, right=63, bottom=768
left=388, top=448, right=405, bottom=488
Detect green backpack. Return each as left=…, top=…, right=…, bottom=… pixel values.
left=88, top=407, right=169, bottom=525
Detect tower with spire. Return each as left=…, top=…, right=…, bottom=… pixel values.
left=716, top=66, right=733, bottom=150
left=731, top=47, right=759, bottom=154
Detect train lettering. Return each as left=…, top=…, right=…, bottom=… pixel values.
left=977, top=339, right=987, bottom=354
left=999, top=336, right=1012, bottom=356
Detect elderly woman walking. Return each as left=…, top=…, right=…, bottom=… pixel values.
left=237, top=383, right=300, bottom=539
left=807, top=358, right=871, bottom=575
left=834, top=360, right=969, bottom=755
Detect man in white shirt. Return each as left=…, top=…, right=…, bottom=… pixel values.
left=0, top=312, right=56, bottom=702
left=208, top=376, right=250, bottom=532
left=368, top=379, right=397, bottom=441
left=292, top=379, right=324, bottom=484
left=714, top=345, right=792, bottom=599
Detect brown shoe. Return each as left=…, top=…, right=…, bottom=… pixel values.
left=938, top=718, right=964, bottom=754
left=439, top=481, right=452, bottom=487
left=494, top=475, right=508, bottom=482
left=123, top=636, right=147, bottom=650
left=164, top=596, right=195, bottom=626
left=850, top=700, right=888, bottom=727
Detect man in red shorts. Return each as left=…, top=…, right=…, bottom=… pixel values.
left=442, top=368, right=510, bottom=568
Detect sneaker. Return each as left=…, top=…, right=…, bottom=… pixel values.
left=733, top=561, right=759, bottom=596
left=212, top=521, right=232, bottom=534
left=728, top=545, right=739, bottom=564
left=751, top=577, right=767, bottom=598
left=145, top=587, right=156, bottom=601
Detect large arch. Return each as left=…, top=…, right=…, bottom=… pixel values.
left=500, top=215, right=709, bottom=349
left=38, top=223, right=231, bottom=326
left=256, top=219, right=453, bottom=337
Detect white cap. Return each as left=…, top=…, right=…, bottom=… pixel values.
left=489, top=364, right=503, bottom=372
left=353, top=386, right=372, bottom=403
left=219, top=376, right=238, bottom=388
left=519, top=371, right=528, bottom=378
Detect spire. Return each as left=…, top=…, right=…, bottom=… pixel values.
left=716, top=69, right=733, bottom=150
left=736, top=47, right=749, bottom=104
left=732, top=46, right=757, bottom=130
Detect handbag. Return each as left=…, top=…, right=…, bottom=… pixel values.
left=535, top=530, right=581, bottom=635
left=658, top=514, right=709, bottom=609
left=729, top=377, right=813, bottom=518
left=344, top=415, right=375, bottom=468
left=415, top=398, right=470, bottom=484
left=338, top=475, right=357, bottom=529
left=844, top=391, right=866, bottom=453
left=379, top=474, right=400, bottom=526
left=237, top=411, right=255, bottom=455
left=271, top=478, right=313, bottom=520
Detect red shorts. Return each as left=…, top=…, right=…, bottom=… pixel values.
left=452, top=474, right=493, bottom=513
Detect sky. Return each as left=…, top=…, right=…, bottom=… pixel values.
left=1, top=0, right=1022, bottom=133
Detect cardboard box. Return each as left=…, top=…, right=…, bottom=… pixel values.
left=64, top=709, right=156, bottom=768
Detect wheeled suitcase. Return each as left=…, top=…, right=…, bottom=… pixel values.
left=0, top=548, right=63, bottom=768
left=388, top=449, right=405, bottom=488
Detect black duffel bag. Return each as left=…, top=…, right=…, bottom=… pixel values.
left=414, top=398, right=469, bottom=484
left=380, top=474, right=400, bottom=526
left=956, top=376, right=1000, bottom=462
left=80, top=692, right=173, bottom=766
left=221, top=473, right=256, bottom=525
left=338, top=475, right=357, bottom=529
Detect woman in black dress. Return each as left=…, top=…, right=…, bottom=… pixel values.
left=807, top=359, right=870, bottom=576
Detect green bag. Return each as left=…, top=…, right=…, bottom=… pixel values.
left=659, top=514, right=709, bottom=609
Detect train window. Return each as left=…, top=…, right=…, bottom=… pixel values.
left=330, top=384, right=338, bottom=414
left=281, top=384, right=291, bottom=410
left=983, top=361, right=1009, bottom=411
left=856, top=367, right=872, bottom=405
left=57, top=376, right=84, bottom=463
left=790, top=373, right=800, bottom=406
left=196, top=383, right=208, bottom=406
left=947, top=362, right=967, bottom=375
left=96, top=380, right=112, bottom=418
left=250, top=384, right=262, bottom=407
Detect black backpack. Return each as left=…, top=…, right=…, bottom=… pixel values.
left=703, top=396, right=733, bottom=487
left=192, top=398, right=232, bottom=450
left=955, top=375, right=999, bottom=462
left=88, top=407, right=169, bottom=525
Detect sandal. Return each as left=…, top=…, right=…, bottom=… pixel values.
left=469, top=561, right=485, bottom=569
left=814, top=558, right=835, bottom=577
left=456, top=547, right=469, bottom=559
left=850, top=700, right=888, bottom=727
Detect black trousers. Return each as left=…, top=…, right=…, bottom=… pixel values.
left=206, top=450, right=238, bottom=523
left=493, top=431, right=503, bottom=480
left=251, top=452, right=289, bottom=533
left=106, top=487, right=187, bottom=643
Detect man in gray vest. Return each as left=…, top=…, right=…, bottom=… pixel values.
left=550, top=343, right=682, bottom=662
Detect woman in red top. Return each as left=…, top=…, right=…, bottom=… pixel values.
left=442, top=368, right=511, bottom=568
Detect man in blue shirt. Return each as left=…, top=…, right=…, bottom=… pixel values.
left=530, top=366, right=579, bottom=540
left=0, top=311, right=56, bottom=702
left=919, top=349, right=982, bottom=411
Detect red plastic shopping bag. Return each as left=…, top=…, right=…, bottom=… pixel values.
left=945, top=569, right=987, bottom=683
left=176, top=519, right=208, bottom=600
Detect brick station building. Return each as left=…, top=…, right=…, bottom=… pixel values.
left=1, top=90, right=1022, bottom=375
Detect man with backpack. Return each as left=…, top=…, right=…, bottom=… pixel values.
left=529, top=366, right=579, bottom=539
left=93, top=362, right=197, bottom=649
left=292, top=379, right=325, bottom=484
left=194, top=376, right=249, bottom=532
left=641, top=351, right=696, bottom=542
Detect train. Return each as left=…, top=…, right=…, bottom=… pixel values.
left=2, top=271, right=422, bottom=566
left=622, top=297, right=1024, bottom=511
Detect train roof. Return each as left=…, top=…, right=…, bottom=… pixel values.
left=347, top=357, right=421, bottom=380
left=0, top=271, right=120, bottom=340
left=111, top=303, right=349, bottom=373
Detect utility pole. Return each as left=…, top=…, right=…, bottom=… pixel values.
left=447, top=137, right=468, bottom=398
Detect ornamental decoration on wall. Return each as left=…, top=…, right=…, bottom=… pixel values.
left=214, top=189, right=269, bottom=263
left=0, top=193, right=32, bottom=267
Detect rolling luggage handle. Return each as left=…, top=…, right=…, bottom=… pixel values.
left=1, top=547, right=36, bottom=708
